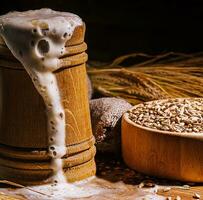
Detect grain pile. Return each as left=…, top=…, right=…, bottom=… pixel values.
left=128, top=98, right=203, bottom=133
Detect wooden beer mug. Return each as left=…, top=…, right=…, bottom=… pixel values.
left=0, top=9, right=96, bottom=185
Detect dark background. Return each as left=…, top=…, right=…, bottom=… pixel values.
left=1, top=0, right=203, bottom=61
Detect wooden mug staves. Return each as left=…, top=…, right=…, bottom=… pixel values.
left=0, top=24, right=96, bottom=185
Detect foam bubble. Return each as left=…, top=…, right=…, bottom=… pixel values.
left=37, top=39, right=50, bottom=55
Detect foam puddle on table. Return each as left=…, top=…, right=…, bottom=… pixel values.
left=9, top=178, right=101, bottom=199
left=0, top=177, right=165, bottom=200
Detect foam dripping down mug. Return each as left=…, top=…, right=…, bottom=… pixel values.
left=0, top=9, right=96, bottom=185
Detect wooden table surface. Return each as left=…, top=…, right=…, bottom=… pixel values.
left=158, top=186, right=203, bottom=199
left=0, top=154, right=203, bottom=199
left=96, top=154, right=203, bottom=200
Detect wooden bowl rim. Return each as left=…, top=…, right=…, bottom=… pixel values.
left=123, top=97, right=203, bottom=140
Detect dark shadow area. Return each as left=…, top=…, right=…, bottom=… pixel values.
left=0, top=1, right=203, bottom=61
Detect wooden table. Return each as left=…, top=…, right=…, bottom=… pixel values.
left=96, top=154, right=203, bottom=200
left=0, top=154, right=202, bottom=199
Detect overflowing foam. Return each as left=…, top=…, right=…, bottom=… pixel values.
left=0, top=9, right=82, bottom=184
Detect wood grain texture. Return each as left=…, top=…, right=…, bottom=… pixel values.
left=0, top=62, right=92, bottom=148
left=122, top=106, right=203, bottom=182
left=0, top=67, right=48, bottom=148
left=158, top=186, right=203, bottom=200
left=56, top=63, right=92, bottom=146
left=0, top=137, right=95, bottom=161
left=0, top=158, right=96, bottom=185
left=0, top=146, right=96, bottom=170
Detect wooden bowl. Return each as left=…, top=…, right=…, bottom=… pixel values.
left=122, top=99, right=203, bottom=182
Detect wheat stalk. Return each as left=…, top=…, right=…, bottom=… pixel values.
left=88, top=52, right=203, bottom=105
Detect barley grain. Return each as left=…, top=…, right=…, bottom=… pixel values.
left=128, top=98, right=203, bottom=133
